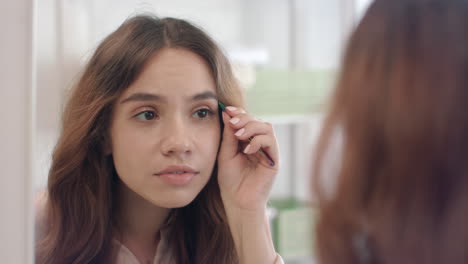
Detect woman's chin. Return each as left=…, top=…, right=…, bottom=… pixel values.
left=146, top=193, right=198, bottom=209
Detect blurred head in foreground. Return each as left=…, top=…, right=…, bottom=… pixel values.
left=314, top=0, right=468, bottom=263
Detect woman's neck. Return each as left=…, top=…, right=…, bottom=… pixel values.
left=115, top=182, right=171, bottom=246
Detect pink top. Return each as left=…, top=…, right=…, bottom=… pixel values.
left=113, top=227, right=175, bottom=264
left=113, top=227, right=284, bottom=264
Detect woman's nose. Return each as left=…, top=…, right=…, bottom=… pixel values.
left=160, top=119, right=193, bottom=157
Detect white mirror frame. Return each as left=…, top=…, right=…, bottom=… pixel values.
left=0, top=0, right=35, bottom=263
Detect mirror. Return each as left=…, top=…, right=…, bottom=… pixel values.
left=33, top=1, right=370, bottom=262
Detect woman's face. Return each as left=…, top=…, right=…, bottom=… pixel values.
left=109, top=47, right=221, bottom=208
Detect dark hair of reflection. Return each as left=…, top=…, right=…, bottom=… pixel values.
left=313, top=0, right=468, bottom=263
left=35, top=15, right=244, bottom=264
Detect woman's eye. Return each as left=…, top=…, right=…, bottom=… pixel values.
left=193, top=108, right=213, bottom=119
left=135, top=111, right=156, bottom=121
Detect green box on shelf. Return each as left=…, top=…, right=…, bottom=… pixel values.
left=246, top=69, right=336, bottom=116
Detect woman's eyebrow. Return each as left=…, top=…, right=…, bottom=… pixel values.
left=120, top=91, right=217, bottom=104
left=191, top=91, right=218, bottom=102
left=120, top=92, right=164, bottom=104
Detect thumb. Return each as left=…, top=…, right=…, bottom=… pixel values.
left=218, top=111, right=239, bottom=161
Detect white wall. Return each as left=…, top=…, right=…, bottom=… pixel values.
left=0, top=0, right=35, bottom=262
left=295, top=0, right=343, bottom=69
left=356, top=0, right=374, bottom=22
left=241, top=0, right=291, bottom=68
left=269, top=116, right=325, bottom=201
left=86, top=0, right=244, bottom=54
left=241, top=0, right=353, bottom=70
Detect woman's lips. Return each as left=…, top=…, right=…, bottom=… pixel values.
left=155, top=165, right=199, bottom=186
left=157, top=172, right=198, bottom=186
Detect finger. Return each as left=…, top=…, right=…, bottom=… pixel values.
left=218, top=111, right=239, bottom=161
left=228, top=113, right=257, bottom=129
left=224, top=106, right=246, bottom=117
left=234, top=121, right=273, bottom=141
left=243, top=134, right=279, bottom=167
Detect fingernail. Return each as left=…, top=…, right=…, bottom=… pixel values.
left=226, top=106, right=237, bottom=112
left=235, top=128, right=245, bottom=137
left=243, top=144, right=251, bottom=154
left=229, top=117, right=240, bottom=124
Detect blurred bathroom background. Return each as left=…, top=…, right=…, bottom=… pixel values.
left=33, top=0, right=373, bottom=263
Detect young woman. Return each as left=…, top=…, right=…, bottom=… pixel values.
left=314, top=0, right=468, bottom=263
left=35, top=15, right=283, bottom=264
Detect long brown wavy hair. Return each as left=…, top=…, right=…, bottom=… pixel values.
left=314, top=0, right=468, bottom=263
left=35, top=15, right=244, bottom=264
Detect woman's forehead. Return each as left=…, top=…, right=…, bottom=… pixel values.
left=123, top=48, right=217, bottom=97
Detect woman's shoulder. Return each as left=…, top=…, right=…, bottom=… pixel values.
left=34, top=190, right=49, bottom=242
